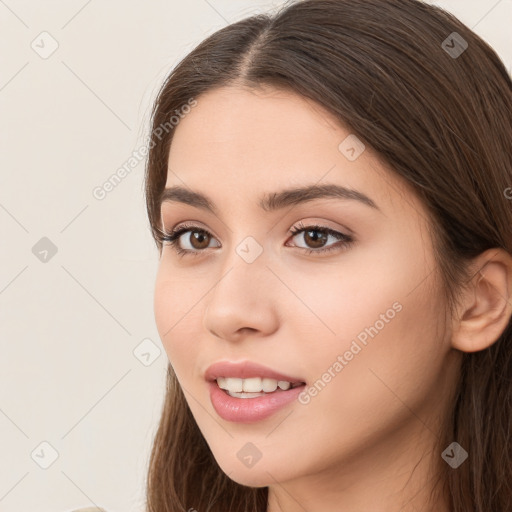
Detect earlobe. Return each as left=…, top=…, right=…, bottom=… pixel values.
left=451, top=248, right=512, bottom=353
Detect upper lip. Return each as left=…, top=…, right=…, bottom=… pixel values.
left=205, top=360, right=306, bottom=384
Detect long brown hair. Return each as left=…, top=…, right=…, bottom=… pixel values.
left=143, top=1, right=512, bottom=510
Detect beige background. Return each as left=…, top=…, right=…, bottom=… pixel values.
left=0, top=1, right=510, bottom=511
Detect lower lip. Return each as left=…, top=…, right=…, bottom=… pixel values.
left=208, top=381, right=306, bottom=423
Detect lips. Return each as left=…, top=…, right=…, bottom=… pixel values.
left=204, top=360, right=306, bottom=385
left=208, top=380, right=306, bottom=423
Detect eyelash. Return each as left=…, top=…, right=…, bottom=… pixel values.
left=158, top=221, right=354, bottom=258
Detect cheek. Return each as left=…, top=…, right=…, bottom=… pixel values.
left=153, top=267, right=202, bottom=368
left=288, top=235, right=445, bottom=419
left=285, top=297, right=445, bottom=474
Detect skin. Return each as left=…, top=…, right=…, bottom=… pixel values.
left=153, top=85, right=512, bottom=512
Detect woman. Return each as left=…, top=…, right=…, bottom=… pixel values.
left=143, top=0, right=512, bottom=510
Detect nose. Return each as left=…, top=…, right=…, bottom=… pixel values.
left=202, top=251, right=280, bottom=342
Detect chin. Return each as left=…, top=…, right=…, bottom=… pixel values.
left=224, top=469, right=274, bottom=488
left=215, top=456, right=298, bottom=488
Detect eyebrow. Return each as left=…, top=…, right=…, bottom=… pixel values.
left=159, top=183, right=380, bottom=214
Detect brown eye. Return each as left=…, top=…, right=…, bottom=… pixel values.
left=288, top=223, right=354, bottom=254
left=161, top=222, right=353, bottom=257
left=161, top=224, right=220, bottom=255
left=188, top=230, right=211, bottom=249
left=302, top=229, right=328, bottom=248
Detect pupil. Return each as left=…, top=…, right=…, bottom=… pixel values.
left=306, top=229, right=326, bottom=248
left=192, top=231, right=209, bottom=248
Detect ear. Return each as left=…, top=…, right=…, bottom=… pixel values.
left=451, top=248, right=512, bottom=353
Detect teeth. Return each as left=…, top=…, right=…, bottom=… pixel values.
left=262, top=378, right=278, bottom=392
left=243, top=377, right=263, bottom=392
left=216, top=377, right=298, bottom=394
left=277, top=380, right=291, bottom=390
left=217, top=377, right=242, bottom=392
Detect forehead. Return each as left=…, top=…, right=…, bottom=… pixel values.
left=165, top=85, right=421, bottom=221
left=168, top=85, right=346, bottom=170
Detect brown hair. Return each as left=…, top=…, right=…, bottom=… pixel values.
left=143, top=1, right=512, bottom=510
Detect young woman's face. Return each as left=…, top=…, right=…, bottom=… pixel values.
left=154, top=85, right=458, bottom=494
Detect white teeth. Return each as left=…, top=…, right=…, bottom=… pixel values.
left=277, top=380, right=291, bottom=390
left=262, top=378, right=278, bottom=392
left=216, top=377, right=298, bottom=394
left=243, top=377, right=263, bottom=392
left=217, top=377, right=242, bottom=392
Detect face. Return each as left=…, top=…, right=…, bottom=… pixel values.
left=153, top=85, right=456, bottom=489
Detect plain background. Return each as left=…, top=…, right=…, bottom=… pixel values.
left=0, top=1, right=510, bottom=511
